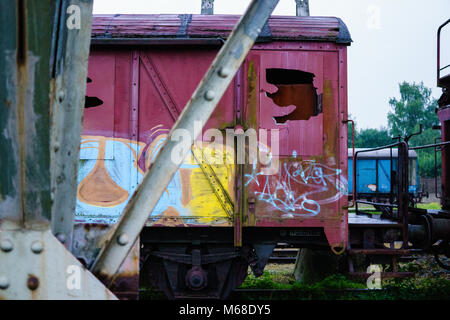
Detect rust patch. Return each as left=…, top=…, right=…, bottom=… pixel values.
left=246, top=61, right=258, bottom=127
left=267, top=84, right=317, bottom=123
left=83, top=223, right=109, bottom=232
left=27, top=274, right=39, bottom=291
left=322, top=79, right=338, bottom=160
left=179, top=168, right=192, bottom=206
left=154, top=206, right=186, bottom=227
left=265, top=68, right=320, bottom=124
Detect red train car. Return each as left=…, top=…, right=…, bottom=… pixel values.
left=74, top=14, right=352, bottom=298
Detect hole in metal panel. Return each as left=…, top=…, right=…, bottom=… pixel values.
left=85, top=77, right=104, bottom=108
left=265, top=68, right=321, bottom=123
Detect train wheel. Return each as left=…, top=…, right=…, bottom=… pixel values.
left=142, top=244, right=251, bottom=299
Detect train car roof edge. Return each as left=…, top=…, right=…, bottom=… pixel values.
left=90, top=14, right=352, bottom=45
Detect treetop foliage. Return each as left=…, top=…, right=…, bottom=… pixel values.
left=348, top=81, right=441, bottom=177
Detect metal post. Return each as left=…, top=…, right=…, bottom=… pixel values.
left=0, top=0, right=115, bottom=299
left=295, top=0, right=310, bottom=17
left=398, top=142, right=409, bottom=248
left=201, top=0, right=214, bottom=15
left=50, top=0, right=93, bottom=249
left=91, top=0, right=280, bottom=285
left=0, top=0, right=55, bottom=227
left=342, top=119, right=355, bottom=207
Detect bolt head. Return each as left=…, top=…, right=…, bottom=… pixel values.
left=218, top=67, right=231, bottom=78
left=0, top=239, right=13, bottom=252
left=204, top=90, right=215, bottom=101
left=57, top=90, right=65, bottom=102
left=31, top=241, right=43, bottom=254
left=27, top=276, right=39, bottom=291
left=55, top=233, right=66, bottom=244
left=0, top=276, right=9, bottom=290
left=117, top=233, right=129, bottom=246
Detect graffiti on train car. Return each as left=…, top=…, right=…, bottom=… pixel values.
left=75, top=130, right=347, bottom=224
left=246, top=154, right=348, bottom=217
left=75, top=133, right=234, bottom=225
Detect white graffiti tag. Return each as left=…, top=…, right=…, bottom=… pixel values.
left=246, top=160, right=347, bottom=217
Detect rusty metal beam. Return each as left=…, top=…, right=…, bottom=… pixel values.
left=50, top=0, right=93, bottom=249
left=295, top=0, right=310, bottom=17
left=0, top=0, right=55, bottom=227
left=90, top=0, right=280, bottom=286
left=0, top=0, right=115, bottom=299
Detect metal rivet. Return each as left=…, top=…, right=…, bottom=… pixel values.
left=117, top=233, right=129, bottom=246
left=218, top=67, right=230, bottom=78
left=56, top=233, right=66, bottom=244
left=0, top=276, right=9, bottom=289
left=31, top=241, right=43, bottom=254
left=57, top=90, right=65, bottom=102
left=0, top=239, right=13, bottom=252
left=27, top=276, right=39, bottom=291
left=204, top=90, right=215, bottom=101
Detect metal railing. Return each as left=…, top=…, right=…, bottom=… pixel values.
left=409, top=140, right=450, bottom=200
left=437, top=19, right=450, bottom=87
left=351, top=141, right=410, bottom=247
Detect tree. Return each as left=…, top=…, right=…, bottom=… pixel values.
left=355, top=127, right=392, bottom=148
left=387, top=82, right=441, bottom=177
left=388, top=82, right=439, bottom=138
left=347, top=114, right=392, bottom=148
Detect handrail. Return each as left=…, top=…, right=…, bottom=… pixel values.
left=343, top=119, right=355, bottom=207
left=353, top=142, right=404, bottom=215
left=409, top=140, right=450, bottom=200
left=409, top=140, right=450, bottom=150
left=437, top=19, right=450, bottom=87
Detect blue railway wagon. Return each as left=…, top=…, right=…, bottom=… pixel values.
left=348, top=148, right=419, bottom=200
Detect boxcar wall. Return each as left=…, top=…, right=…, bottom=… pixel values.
left=75, top=15, right=351, bottom=251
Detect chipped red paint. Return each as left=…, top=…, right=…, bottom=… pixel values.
left=241, top=41, right=349, bottom=249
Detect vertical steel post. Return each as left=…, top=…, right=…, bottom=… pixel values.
left=0, top=0, right=115, bottom=299
left=50, top=0, right=93, bottom=249
left=91, top=0, right=280, bottom=285
left=0, top=0, right=57, bottom=227
left=201, top=0, right=214, bottom=15
left=398, top=142, right=409, bottom=248
left=295, top=0, right=310, bottom=17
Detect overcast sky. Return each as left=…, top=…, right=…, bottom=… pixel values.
left=93, top=0, right=450, bottom=130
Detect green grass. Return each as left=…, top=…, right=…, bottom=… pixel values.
left=235, top=266, right=450, bottom=300
left=416, top=202, right=442, bottom=210
left=139, top=251, right=450, bottom=300
left=348, top=202, right=442, bottom=215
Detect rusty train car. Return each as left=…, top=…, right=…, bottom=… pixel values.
left=73, top=13, right=352, bottom=299
left=72, top=13, right=450, bottom=300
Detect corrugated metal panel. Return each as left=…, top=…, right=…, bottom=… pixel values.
left=91, top=14, right=352, bottom=44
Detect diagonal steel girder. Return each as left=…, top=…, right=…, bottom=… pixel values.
left=91, top=0, right=280, bottom=285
